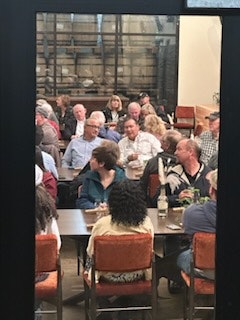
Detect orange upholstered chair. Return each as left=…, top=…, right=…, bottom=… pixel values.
left=148, top=173, right=160, bottom=200
left=35, top=234, right=63, bottom=320
left=83, top=233, right=157, bottom=320
left=173, top=106, right=195, bottom=137
left=181, top=232, right=215, bottom=320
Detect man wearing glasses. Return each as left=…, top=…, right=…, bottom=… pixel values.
left=62, top=118, right=103, bottom=168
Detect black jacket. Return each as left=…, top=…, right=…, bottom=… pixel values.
left=61, top=118, right=77, bottom=141
left=153, top=163, right=211, bottom=208
left=102, top=107, right=126, bottom=123
left=140, top=152, right=177, bottom=206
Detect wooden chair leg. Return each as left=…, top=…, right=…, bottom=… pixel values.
left=189, top=289, right=194, bottom=320
left=90, top=292, right=97, bottom=320
left=183, top=284, right=188, bottom=320
left=76, top=240, right=81, bottom=276
left=84, top=282, right=90, bottom=320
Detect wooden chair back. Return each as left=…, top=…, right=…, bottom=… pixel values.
left=181, top=232, right=215, bottom=320
left=94, top=233, right=153, bottom=272
left=84, top=233, right=157, bottom=320
left=193, top=232, right=215, bottom=270
left=35, top=234, right=58, bottom=272
left=35, top=234, right=63, bottom=320
left=175, top=105, right=195, bottom=119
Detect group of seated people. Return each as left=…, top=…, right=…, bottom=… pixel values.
left=35, top=92, right=219, bottom=317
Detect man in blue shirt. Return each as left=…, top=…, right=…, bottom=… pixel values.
left=155, top=169, right=217, bottom=291
left=177, top=169, right=217, bottom=279
left=62, top=118, right=103, bottom=168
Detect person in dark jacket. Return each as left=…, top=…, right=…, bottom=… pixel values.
left=140, top=129, right=182, bottom=206
left=102, top=94, right=126, bottom=124
left=153, top=138, right=211, bottom=207
left=55, top=94, right=74, bottom=139
left=138, top=92, right=170, bottom=124
left=154, top=138, right=211, bottom=293
left=62, top=103, right=87, bottom=141
left=75, top=144, right=126, bottom=209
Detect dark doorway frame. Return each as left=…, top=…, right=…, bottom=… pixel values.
left=1, top=1, right=240, bottom=319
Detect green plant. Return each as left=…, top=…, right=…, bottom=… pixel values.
left=198, top=196, right=210, bottom=204
left=177, top=188, right=210, bottom=207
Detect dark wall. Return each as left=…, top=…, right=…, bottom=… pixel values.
left=1, top=1, right=240, bottom=319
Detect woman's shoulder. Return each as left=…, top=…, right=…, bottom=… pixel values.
left=118, top=109, right=126, bottom=116
left=83, top=170, right=101, bottom=183
left=92, top=215, right=112, bottom=232
left=43, top=171, right=56, bottom=183
left=102, top=107, right=111, bottom=114
left=143, top=215, right=154, bottom=226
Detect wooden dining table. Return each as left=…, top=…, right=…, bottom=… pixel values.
left=57, top=207, right=185, bottom=305
left=57, top=167, right=82, bottom=182
left=58, top=139, right=69, bottom=153
left=57, top=208, right=184, bottom=237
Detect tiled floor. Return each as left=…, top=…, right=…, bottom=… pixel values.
left=41, top=236, right=214, bottom=320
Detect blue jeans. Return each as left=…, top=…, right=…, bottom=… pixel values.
left=177, top=249, right=215, bottom=280
left=176, top=249, right=191, bottom=274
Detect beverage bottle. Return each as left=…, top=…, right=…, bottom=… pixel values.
left=157, top=184, right=168, bottom=217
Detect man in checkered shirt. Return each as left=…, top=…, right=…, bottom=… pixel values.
left=198, top=111, right=220, bottom=166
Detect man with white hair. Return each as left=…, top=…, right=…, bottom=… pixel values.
left=62, top=117, right=102, bottom=168
left=35, top=106, right=61, bottom=167
left=63, top=104, right=87, bottom=140
left=115, top=101, right=145, bottom=134
left=36, top=100, right=59, bottom=124
left=38, top=103, right=61, bottom=138
left=90, top=110, right=122, bottom=142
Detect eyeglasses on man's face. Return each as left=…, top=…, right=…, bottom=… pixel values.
left=86, top=124, right=100, bottom=130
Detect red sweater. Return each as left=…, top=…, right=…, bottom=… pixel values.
left=47, top=119, right=62, bottom=139
left=43, top=171, right=57, bottom=201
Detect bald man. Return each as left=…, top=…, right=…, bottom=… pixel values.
left=63, top=104, right=87, bottom=140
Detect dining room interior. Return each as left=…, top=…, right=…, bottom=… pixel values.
left=3, top=1, right=240, bottom=320
left=38, top=12, right=220, bottom=320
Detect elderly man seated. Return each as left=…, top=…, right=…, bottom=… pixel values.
left=61, top=118, right=103, bottom=169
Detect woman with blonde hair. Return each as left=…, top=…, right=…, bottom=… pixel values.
left=144, top=113, right=167, bottom=141
left=102, top=94, right=126, bottom=124
left=140, top=103, right=157, bottom=119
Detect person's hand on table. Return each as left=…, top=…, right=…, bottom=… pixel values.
left=179, top=189, right=194, bottom=200
left=98, top=202, right=108, bottom=209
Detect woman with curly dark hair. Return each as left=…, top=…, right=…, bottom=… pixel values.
left=35, top=165, right=61, bottom=317
left=85, top=179, right=154, bottom=283
left=35, top=165, right=61, bottom=251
